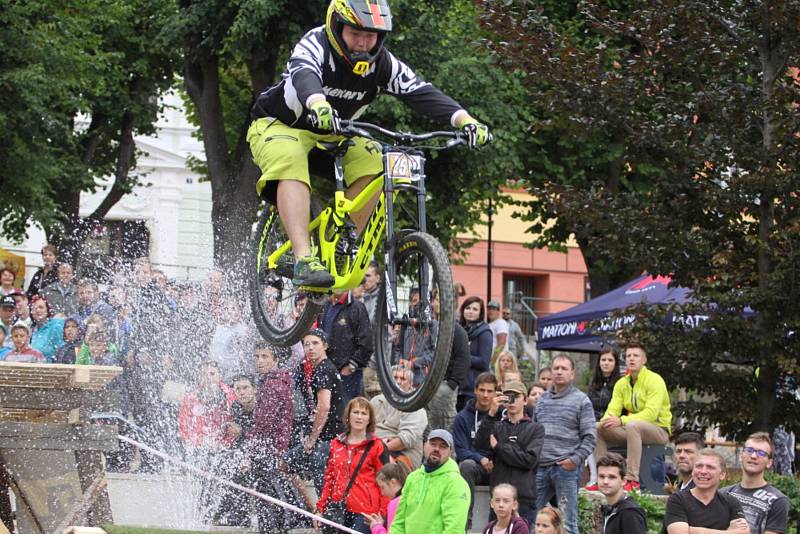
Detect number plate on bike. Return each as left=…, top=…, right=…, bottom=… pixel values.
left=385, top=152, right=424, bottom=181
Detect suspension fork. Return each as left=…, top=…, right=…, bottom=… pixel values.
left=383, top=170, right=398, bottom=322
left=382, top=161, right=432, bottom=325
left=415, top=173, right=431, bottom=309
left=416, top=168, right=428, bottom=233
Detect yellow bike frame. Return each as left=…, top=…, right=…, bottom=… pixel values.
left=265, top=173, right=410, bottom=293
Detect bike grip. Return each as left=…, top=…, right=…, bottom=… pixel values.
left=455, top=130, right=492, bottom=145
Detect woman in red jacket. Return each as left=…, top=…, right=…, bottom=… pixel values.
left=177, top=360, right=236, bottom=451
left=317, top=397, right=390, bottom=534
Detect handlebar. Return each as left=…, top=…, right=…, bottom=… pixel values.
left=335, top=119, right=492, bottom=148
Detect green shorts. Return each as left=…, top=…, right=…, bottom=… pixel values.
left=247, top=117, right=383, bottom=202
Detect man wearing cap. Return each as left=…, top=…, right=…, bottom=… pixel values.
left=475, top=380, right=545, bottom=526
left=0, top=297, right=16, bottom=348
left=390, top=428, right=470, bottom=534
left=486, top=300, right=509, bottom=359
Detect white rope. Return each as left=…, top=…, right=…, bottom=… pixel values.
left=117, top=435, right=360, bottom=534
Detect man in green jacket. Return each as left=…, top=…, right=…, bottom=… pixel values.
left=390, top=429, right=470, bottom=534
left=594, top=342, right=671, bottom=492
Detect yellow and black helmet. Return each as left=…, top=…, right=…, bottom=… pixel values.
left=325, top=0, right=392, bottom=75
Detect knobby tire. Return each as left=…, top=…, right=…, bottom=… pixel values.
left=249, top=205, right=320, bottom=346
left=375, top=231, right=455, bottom=412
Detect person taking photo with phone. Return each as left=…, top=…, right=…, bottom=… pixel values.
left=474, top=380, right=545, bottom=527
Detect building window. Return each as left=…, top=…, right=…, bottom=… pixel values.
left=503, top=274, right=538, bottom=336
left=79, top=220, right=150, bottom=283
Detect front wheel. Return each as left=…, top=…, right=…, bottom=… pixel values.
left=374, top=231, right=455, bottom=412
left=249, top=204, right=321, bottom=346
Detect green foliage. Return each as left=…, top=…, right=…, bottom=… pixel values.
left=766, top=473, right=800, bottom=528
left=0, top=0, right=179, bottom=246
left=173, top=0, right=328, bottom=174
left=480, top=0, right=800, bottom=436
left=630, top=491, right=667, bottom=534
left=517, top=356, right=536, bottom=384
left=0, top=0, right=102, bottom=239
left=103, top=527, right=210, bottom=534
left=579, top=493, right=667, bottom=534
left=578, top=494, right=600, bottom=533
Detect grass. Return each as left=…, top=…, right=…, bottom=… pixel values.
left=103, top=527, right=213, bottom=534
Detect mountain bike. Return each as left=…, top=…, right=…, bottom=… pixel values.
left=249, top=120, right=474, bottom=411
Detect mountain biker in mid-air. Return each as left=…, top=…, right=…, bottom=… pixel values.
left=247, top=0, right=490, bottom=289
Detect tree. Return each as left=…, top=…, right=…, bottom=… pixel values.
left=480, top=0, right=800, bottom=437
left=0, top=0, right=180, bottom=264
left=165, top=0, right=327, bottom=273
left=54, top=0, right=180, bottom=263
left=1, top=0, right=104, bottom=242
left=169, top=0, right=534, bottom=272
left=479, top=0, right=646, bottom=297
left=354, top=0, right=533, bottom=258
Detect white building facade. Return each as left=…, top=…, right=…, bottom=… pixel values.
left=2, top=93, right=216, bottom=284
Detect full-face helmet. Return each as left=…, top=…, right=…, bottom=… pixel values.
left=326, top=0, right=392, bottom=75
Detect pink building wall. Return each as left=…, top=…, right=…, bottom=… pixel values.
left=451, top=239, right=588, bottom=323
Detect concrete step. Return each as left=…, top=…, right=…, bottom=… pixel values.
left=103, top=472, right=495, bottom=533
left=105, top=472, right=319, bottom=532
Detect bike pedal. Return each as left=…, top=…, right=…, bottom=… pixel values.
left=296, top=289, right=330, bottom=305
left=276, top=263, right=294, bottom=278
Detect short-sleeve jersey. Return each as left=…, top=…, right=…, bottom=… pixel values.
left=720, top=483, right=789, bottom=534
left=488, top=318, right=509, bottom=352
left=664, top=489, right=745, bottom=531
left=251, top=26, right=463, bottom=131
left=310, top=357, right=344, bottom=441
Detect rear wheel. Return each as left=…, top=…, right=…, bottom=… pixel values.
left=249, top=204, right=321, bottom=346
left=374, top=231, right=455, bottom=411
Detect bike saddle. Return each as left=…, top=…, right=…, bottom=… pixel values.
left=315, top=138, right=354, bottom=157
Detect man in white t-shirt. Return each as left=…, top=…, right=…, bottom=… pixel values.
left=486, top=300, right=509, bottom=357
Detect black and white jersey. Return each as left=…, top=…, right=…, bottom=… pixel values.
left=251, top=26, right=464, bottom=131
left=720, top=483, right=790, bottom=534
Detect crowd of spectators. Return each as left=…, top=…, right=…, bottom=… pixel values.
left=0, top=245, right=793, bottom=534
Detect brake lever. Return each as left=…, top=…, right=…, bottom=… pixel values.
left=330, top=109, right=342, bottom=134
left=335, top=119, right=372, bottom=140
